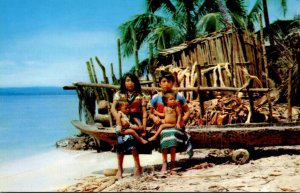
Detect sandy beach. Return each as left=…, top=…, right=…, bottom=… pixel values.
left=0, top=149, right=163, bottom=192
left=2, top=146, right=300, bottom=192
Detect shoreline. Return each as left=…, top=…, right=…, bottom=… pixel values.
left=58, top=147, right=300, bottom=192
left=2, top=146, right=300, bottom=192
left=0, top=148, right=163, bottom=192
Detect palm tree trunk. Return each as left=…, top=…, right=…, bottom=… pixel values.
left=117, top=38, right=122, bottom=81
left=131, top=26, right=139, bottom=77
left=216, top=0, right=232, bottom=28
left=262, top=0, right=274, bottom=48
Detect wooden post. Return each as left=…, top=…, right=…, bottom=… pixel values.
left=95, top=56, right=109, bottom=84
left=90, top=58, right=98, bottom=83
left=196, top=65, right=204, bottom=119
left=117, top=38, right=122, bottom=80
left=95, top=57, right=113, bottom=127
left=230, top=32, right=237, bottom=87
left=86, top=61, right=95, bottom=83
left=76, top=86, right=95, bottom=125
left=259, top=13, right=273, bottom=123
left=288, top=67, right=292, bottom=122
left=110, top=62, right=117, bottom=84
left=246, top=80, right=255, bottom=123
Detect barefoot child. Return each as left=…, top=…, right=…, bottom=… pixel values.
left=148, top=91, right=181, bottom=141
left=149, top=70, right=193, bottom=174
left=115, top=101, right=148, bottom=145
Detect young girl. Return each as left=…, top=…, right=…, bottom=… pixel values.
left=115, top=101, right=148, bottom=144
left=111, top=72, right=147, bottom=178
left=149, top=70, right=193, bottom=174
left=148, top=91, right=181, bottom=141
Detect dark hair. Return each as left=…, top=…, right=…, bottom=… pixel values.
left=162, top=90, right=176, bottom=105
left=158, top=70, right=175, bottom=83
left=120, top=72, right=142, bottom=94
left=115, top=101, right=128, bottom=110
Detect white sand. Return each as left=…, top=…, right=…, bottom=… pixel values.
left=0, top=149, right=163, bottom=192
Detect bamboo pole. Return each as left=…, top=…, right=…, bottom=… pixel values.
left=90, top=58, right=103, bottom=102
left=259, top=13, right=273, bottom=123
left=95, top=57, right=113, bottom=127
left=86, top=61, right=95, bottom=83
left=72, top=82, right=269, bottom=93
left=95, top=56, right=109, bottom=84
left=196, top=65, right=204, bottom=119
left=90, top=58, right=98, bottom=83
left=230, top=32, right=237, bottom=87
left=117, top=38, right=122, bottom=81
left=288, top=66, right=292, bottom=122
left=110, top=62, right=117, bottom=84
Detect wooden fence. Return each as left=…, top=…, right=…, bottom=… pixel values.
left=153, top=28, right=264, bottom=90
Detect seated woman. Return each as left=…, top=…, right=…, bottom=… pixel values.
left=110, top=72, right=148, bottom=178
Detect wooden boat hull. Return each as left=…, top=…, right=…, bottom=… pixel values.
left=71, top=120, right=118, bottom=145
left=188, top=122, right=300, bottom=149
left=71, top=120, right=300, bottom=149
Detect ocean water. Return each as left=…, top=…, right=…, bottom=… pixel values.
left=0, top=88, right=80, bottom=164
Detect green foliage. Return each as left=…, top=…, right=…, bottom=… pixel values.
left=118, top=0, right=289, bottom=78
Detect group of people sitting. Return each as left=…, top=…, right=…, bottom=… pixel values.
left=110, top=70, right=193, bottom=178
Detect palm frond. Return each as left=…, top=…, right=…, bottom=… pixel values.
left=146, top=0, right=176, bottom=14
left=197, top=0, right=219, bottom=17
left=197, top=12, right=225, bottom=35
left=226, top=0, right=247, bottom=18
left=150, top=24, right=185, bottom=51
left=280, top=0, right=287, bottom=16
left=118, top=13, right=164, bottom=57
left=230, top=12, right=247, bottom=30
left=247, top=0, right=262, bottom=29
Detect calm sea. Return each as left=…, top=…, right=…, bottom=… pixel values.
left=0, top=87, right=80, bottom=164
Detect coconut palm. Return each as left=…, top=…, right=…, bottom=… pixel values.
left=118, top=0, right=220, bottom=76
left=261, top=0, right=287, bottom=48
left=118, top=0, right=287, bottom=77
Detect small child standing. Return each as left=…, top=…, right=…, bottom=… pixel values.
left=115, top=101, right=148, bottom=144
left=148, top=91, right=181, bottom=141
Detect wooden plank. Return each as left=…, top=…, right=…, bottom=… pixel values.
left=71, top=120, right=300, bottom=149
left=71, top=120, right=118, bottom=145
left=72, top=82, right=270, bottom=92
left=189, top=124, right=300, bottom=149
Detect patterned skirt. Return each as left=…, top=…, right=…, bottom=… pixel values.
left=115, top=128, right=154, bottom=154
left=115, top=133, right=137, bottom=154
left=159, top=128, right=193, bottom=158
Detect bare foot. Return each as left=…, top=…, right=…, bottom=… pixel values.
left=140, top=138, right=148, bottom=144
left=148, top=135, right=156, bottom=142
left=134, top=166, right=142, bottom=177
left=170, top=170, right=177, bottom=175
left=170, top=161, right=176, bottom=170
left=115, top=169, right=123, bottom=179
left=161, top=161, right=167, bottom=173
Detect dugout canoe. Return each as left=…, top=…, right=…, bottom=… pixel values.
left=71, top=120, right=300, bottom=149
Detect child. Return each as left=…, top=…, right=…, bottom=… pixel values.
left=149, top=70, right=192, bottom=174
left=115, top=101, right=148, bottom=145
left=148, top=91, right=181, bottom=141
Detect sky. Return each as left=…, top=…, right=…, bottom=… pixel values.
left=0, top=0, right=299, bottom=88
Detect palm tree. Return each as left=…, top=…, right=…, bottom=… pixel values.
left=118, top=0, right=220, bottom=76
left=118, top=0, right=286, bottom=77
left=261, top=0, right=287, bottom=49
